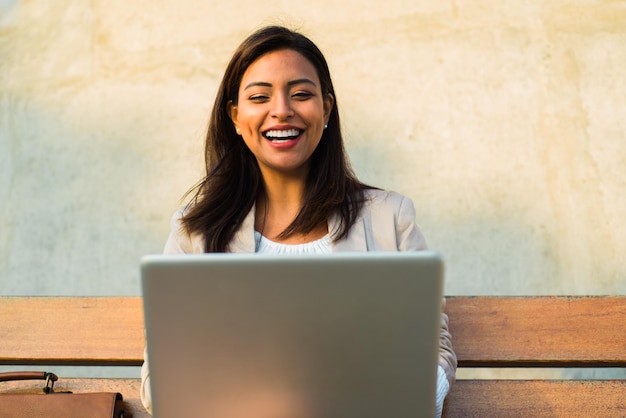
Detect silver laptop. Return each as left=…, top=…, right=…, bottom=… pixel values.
left=141, top=252, right=444, bottom=418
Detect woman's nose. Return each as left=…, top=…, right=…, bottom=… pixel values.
left=270, top=94, right=294, bottom=119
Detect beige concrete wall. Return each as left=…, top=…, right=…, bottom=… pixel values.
left=1, top=1, right=625, bottom=296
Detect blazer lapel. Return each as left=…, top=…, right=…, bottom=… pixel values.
left=229, top=205, right=256, bottom=253
left=329, top=211, right=368, bottom=252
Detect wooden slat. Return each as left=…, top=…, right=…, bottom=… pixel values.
left=4, top=378, right=626, bottom=418
left=446, top=296, right=626, bottom=367
left=0, top=297, right=145, bottom=366
left=0, top=377, right=149, bottom=417
left=5, top=296, right=626, bottom=368
left=442, top=380, right=626, bottom=417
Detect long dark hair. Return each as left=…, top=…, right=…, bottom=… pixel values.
left=182, top=25, right=369, bottom=252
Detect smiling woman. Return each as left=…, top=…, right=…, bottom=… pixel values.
left=179, top=25, right=367, bottom=250
left=140, top=25, right=457, bottom=417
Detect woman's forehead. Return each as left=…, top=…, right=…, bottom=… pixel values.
left=241, top=49, right=320, bottom=87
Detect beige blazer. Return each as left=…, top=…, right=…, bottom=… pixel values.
left=164, top=189, right=426, bottom=253
left=162, top=189, right=457, bottom=385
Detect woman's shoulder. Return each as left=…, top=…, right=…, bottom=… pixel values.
left=357, top=189, right=418, bottom=229
left=363, top=188, right=415, bottom=210
left=348, top=188, right=426, bottom=251
left=163, top=205, right=205, bottom=254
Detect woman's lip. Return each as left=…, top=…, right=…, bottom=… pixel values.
left=265, top=133, right=302, bottom=148
left=263, top=124, right=302, bottom=131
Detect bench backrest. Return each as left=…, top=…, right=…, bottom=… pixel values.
left=0, top=297, right=144, bottom=366
left=446, top=296, right=626, bottom=368
left=3, top=296, right=624, bottom=368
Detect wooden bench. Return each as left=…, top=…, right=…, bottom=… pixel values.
left=1, top=296, right=625, bottom=417
left=443, top=296, right=626, bottom=417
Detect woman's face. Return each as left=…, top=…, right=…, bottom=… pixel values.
left=229, top=49, right=334, bottom=180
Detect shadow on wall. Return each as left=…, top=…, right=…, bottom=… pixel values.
left=0, top=83, right=203, bottom=296
left=343, top=110, right=622, bottom=297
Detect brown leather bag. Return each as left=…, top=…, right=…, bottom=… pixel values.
left=0, top=371, right=128, bottom=418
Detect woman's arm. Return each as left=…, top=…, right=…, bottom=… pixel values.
left=396, top=194, right=457, bottom=384
left=395, top=194, right=457, bottom=418
left=142, top=209, right=195, bottom=415
left=140, top=345, right=152, bottom=414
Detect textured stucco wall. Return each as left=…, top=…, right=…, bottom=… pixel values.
left=1, top=1, right=625, bottom=296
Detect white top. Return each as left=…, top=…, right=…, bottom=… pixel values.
left=254, top=231, right=332, bottom=254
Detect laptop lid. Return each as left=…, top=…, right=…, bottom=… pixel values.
left=141, top=251, right=443, bottom=418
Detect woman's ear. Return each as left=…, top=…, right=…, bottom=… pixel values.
left=228, top=100, right=240, bottom=134
left=323, top=93, right=334, bottom=125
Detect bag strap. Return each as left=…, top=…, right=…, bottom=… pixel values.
left=0, top=371, right=59, bottom=393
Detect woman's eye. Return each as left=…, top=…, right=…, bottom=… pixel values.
left=249, top=95, right=269, bottom=102
left=292, top=91, right=313, bottom=100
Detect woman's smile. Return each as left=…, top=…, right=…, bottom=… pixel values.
left=262, top=126, right=304, bottom=146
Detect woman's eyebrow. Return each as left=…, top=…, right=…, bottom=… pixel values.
left=288, top=78, right=317, bottom=88
left=243, top=78, right=317, bottom=90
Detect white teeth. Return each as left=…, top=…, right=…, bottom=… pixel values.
left=265, top=129, right=300, bottom=139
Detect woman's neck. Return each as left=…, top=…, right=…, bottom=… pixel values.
left=255, top=176, right=327, bottom=244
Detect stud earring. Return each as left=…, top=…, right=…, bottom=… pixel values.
left=235, top=127, right=241, bottom=135
left=324, top=124, right=328, bottom=130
